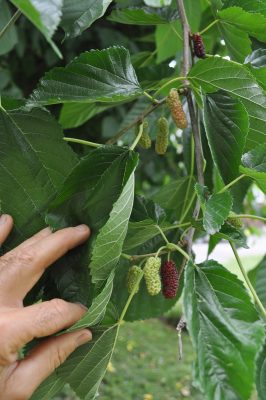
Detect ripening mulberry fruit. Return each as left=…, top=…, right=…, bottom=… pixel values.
left=136, top=120, right=151, bottom=149
left=127, top=265, right=143, bottom=294
left=161, top=260, right=179, bottom=299
left=155, top=117, right=169, bottom=155
left=143, top=256, right=161, bottom=296
left=227, top=212, right=243, bottom=229
left=192, top=33, right=206, bottom=59
left=167, top=89, right=188, bottom=129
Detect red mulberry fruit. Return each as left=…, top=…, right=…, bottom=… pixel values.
left=167, top=89, right=188, bottom=130
left=161, top=260, right=179, bottom=299
left=192, top=33, right=206, bottom=59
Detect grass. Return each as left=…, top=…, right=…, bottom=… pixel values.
left=54, top=319, right=202, bottom=400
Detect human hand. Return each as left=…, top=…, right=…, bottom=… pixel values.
left=0, top=214, right=92, bottom=399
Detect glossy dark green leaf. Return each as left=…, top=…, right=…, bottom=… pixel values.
left=0, top=107, right=77, bottom=248
left=184, top=260, right=264, bottom=400
left=29, top=47, right=142, bottom=106
left=218, top=7, right=266, bottom=42
left=245, top=49, right=266, bottom=94
left=0, top=0, right=18, bottom=55
left=223, top=0, right=266, bottom=17
left=10, top=0, right=62, bottom=57
left=60, top=0, right=112, bottom=38
left=240, top=144, right=266, bottom=193
left=108, top=6, right=178, bottom=25
left=47, top=146, right=138, bottom=292
left=189, top=57, right=266, bottom=149
left=203, top=92, right=249, bottom=184
left=59, top=103, right=115, bottom=129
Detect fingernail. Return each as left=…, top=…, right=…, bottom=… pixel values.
left=75, top=224, right=89, bottom=232
left=76, top=330, right=92, bottom=346
left=75, top=302, right=88, bottom=311
left=0, top=214, right=7, bottom=225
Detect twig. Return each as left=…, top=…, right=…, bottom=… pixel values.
left=106, top=98, right=166, bottom=145
left=176, top=0, right=190, bottom=80
left=0, top=9, right=21, bottom=40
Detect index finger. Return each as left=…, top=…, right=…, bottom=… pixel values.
left=0, top=225, right=90, bottom=303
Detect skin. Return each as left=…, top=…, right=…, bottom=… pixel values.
left=0, top=214, right=92, bottom=400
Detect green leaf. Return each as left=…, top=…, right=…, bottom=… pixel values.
left=60, top=0, right=112, bottom=38
left=144, top=0, right=172, bottom=6
left=188, top=57, right=266, bottom=149
left=184, top=260, right=264, bottom=400
left=218, top=23, right=251, bottom=62
left=256, top=331, right=266, bottom=400
left=29, top=46, right=142, bottom=107
left=46, top=147, right=138, bottom=289
left=218, top=7, right=266, bottom=42
left=108, top=6, right=178, bottom=25
left=59, top=102, right=114, bottom=129
left=214, top=222, right=248, bottom=248
left=10, top=0, right=62, bottom=57
left=151, top=177, right=195, bottom=220
left=245, top=49, right=266, bottom=93
left=248, top=255, right=266, bottom=309
left=223, top=0, right=266, bottom=18
left=66, top=272, right=115, bottom=332
left=0, top=107, right=77, bottom=248
left=240, top=144, right=266, bottom=193
left=0, top=0, right=18, bottom=55
left=203, top=191, right=233, bottom=234
left=203, top=91, right=249, bottom=184
left=155, top=21, right=182, bottom=63
left=31, top=325, right=118, bottom=400
left=90, top=171, right=136, bottom=283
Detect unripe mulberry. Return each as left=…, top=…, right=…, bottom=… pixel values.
left=161, top=260, right=179, bottom=299
left=136, top=120, right=151, bottom=149
left=155, top=117, right=169, bottom=155
left=127, top=265, right=143, bottom=294
left=227, top=212, right=243, bottom=229
left=143, top=256, right=161, bottom=296
left=167, top=89, right=188, bottom=129
left=192, top=33, right=206, bottom=59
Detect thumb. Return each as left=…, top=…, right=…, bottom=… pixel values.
left=8, top=329, right=92, bottom=399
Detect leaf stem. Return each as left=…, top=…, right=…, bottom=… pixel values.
left=63, top=137, right=102, bottom=148
left=168, top=243, right=190, bottom=261
left=0, top=9, right=21, bottom=40
left=237, top=214, right=266, bottom=223
left=229, top=241, right=266, bottom=319
left=143, top=91, right=159, bottom=104
left=199, top=19, right=219, bottom=35
left=130, top=122, right=143, bottom=151
left=154, top=76, right=187, bottom=97
left=156, top=225, right=169, bottom=244
left=118, top=270, right=144, bottom=323
left=217, top=174, right=246, bottom=194
left=106, top=98, right=166, bottom=145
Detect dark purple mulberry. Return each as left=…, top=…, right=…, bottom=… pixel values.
left=161, top=260, right=179, bottom=299
left=192, top=33, right=206, bottom=59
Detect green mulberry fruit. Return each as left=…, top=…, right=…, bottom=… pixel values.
left=155, top=117, right=169, bottom=155
left=136, top=120, right=151, bottom=149
left=167, top=88, right=188, bottom=129
left=143, top=256, right=161, bottom=296
left=127, top=265, right=143, bottom=294
left=227, top=212, right=243, bottom=229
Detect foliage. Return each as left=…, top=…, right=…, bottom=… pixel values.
left=0, top=0, right=266, bottom=399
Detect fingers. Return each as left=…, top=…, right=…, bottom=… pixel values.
left=0, top=300, right=88, bottom=366
left=3, top=329, right=92, bottom=400
left=0, top=215, right=13, bottom=246
left=0, top=225, right=90, bottom=302
left=16, top=227, right=52, bottom=250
